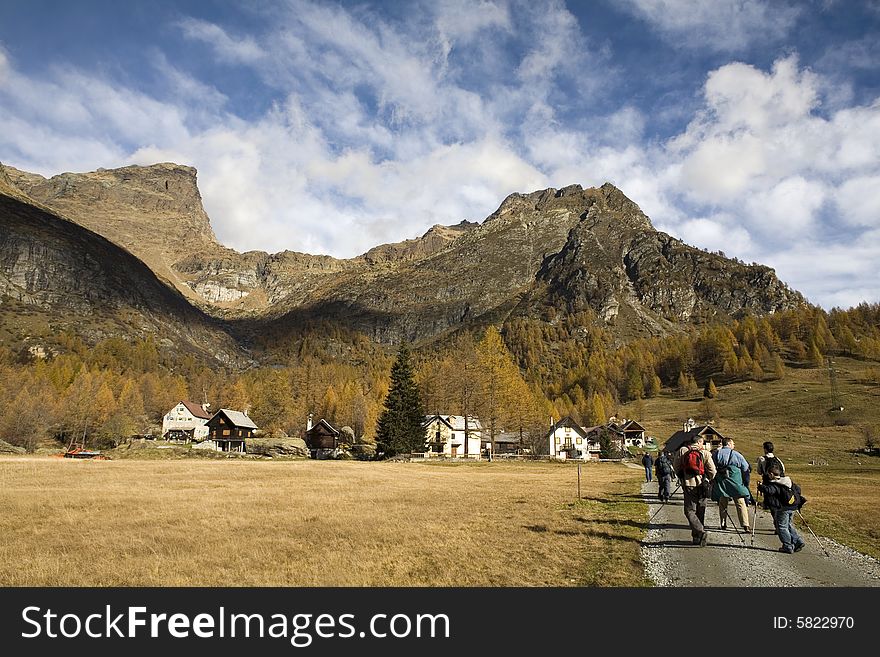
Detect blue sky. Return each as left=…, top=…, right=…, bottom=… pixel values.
left=1, top=0, right=879, bottom=309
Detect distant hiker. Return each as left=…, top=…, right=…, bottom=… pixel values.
left=710, top=437, right=752, bottom=532
left=655, top=451, right=674, bottom=502
left=756, top=441, right=786, bottom=525
left=757, top=462, right=806, bottom=554
left=673, top=435, right=717, bottom=547
left=642, top=452, right=654, bottom=482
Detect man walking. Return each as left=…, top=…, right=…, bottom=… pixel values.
left=654, top=451, right=674, bottom=502
left=642, top=451, right=654, bottom=482
left=710, top=437, right=752, bottom=532
left=673, top=435, right=716, bottom=546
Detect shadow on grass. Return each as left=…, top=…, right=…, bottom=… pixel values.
left=573, top=516, right=650, bottom=530
left=579, top=494, right=648, bottom=504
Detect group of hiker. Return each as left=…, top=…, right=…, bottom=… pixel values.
left=641, top=438, right=807, bottom=553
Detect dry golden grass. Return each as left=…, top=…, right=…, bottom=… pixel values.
left=620, top=356, right=880, bottom=559
left=0, top=457, right=649, bottom=587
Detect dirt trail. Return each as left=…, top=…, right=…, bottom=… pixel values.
left=638, top=480, right=880, bottom=587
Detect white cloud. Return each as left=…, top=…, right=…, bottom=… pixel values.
left=617, top=0, right=800, bottom=52
left=744, top=176, right=828, bottom=239
left=678, top=216, right=754, bottom=254
left=835, top=175, right=880, bottom=227
left=176, top=18, right=266, bottom=64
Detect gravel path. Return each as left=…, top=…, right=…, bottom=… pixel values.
left=638, top=480, right=880, bottom=587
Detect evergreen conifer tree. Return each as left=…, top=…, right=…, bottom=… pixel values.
left=376, top=345, right=426, bottom=457
left=703, top=378, right=718, bottom=399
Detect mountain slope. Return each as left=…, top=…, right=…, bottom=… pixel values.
left=0, top=182, right=246, bottom=366
left=1, top=161, right=806, bottom=355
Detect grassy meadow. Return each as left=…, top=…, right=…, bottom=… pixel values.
left=0, top=458, right=649, bottom=587
left=620, top=355, right=880, bottom=559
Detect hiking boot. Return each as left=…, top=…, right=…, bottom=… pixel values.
left=794, top=542, right=805, bottom=552
left=699, top=532, right=708, bottom=547
left=778, top=546, right=794, bottom=554
left=720, top=520, right=727, bottom=530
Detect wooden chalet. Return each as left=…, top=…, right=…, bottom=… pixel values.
left=612, top=419, right=648, bottom=447
left=206, top=409, right=258, bottom=453
left=305, top=418, right=341, bottom=459
left=664, top=423, right=725, bottom=454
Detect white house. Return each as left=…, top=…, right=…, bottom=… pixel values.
left=423, top=415, right=482, bottom=458
left=161, top=400, right=212, bottom=442
left=545, top=416, right=591, bottom=460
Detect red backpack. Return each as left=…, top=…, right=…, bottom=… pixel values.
left=682, top=448, right=705, bottom=477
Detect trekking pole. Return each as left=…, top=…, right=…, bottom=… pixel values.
left=750, top=497, right=759, bottom=546
left=723, top=504, right=746, bottom=543
left=796, top=509, right=831, bottom=557
left=647, top=481, right=681, bottom=525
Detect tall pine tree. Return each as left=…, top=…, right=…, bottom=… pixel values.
left=376, top=345, right=426, bottom=457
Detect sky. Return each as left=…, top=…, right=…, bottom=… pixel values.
left=1, top=0, right=879, bottom=309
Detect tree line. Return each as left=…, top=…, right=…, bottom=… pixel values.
left=2, top=303, right=879, bottom=453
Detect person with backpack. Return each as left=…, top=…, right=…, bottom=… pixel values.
left=710, top=437, right=751, bottom=532
left=757, top=462, right=806, bottom=553
left=642, top=452, right=654, bottom=482
left=757, top=441, right=785, bottom=483
left=756, top=441, right=785, bottom=526
left=654, top=451, right=674, bottom=502
left=673, top=435, right=717, bottom=546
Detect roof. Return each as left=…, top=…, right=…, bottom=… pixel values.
left=424, top=415, right=483, bottom=431
left=664, top=425, right=725, bottom=453
left=618, top=419, right=646, bottom=432
left=212, top=409, right=258, bottom=430
left=545, top=416, right=589, bottom=441
left=306, top=418, right=340, bottom=436
left=179, top=400, right=212, bottom=420
left=494, top=432, right=522, bottom=444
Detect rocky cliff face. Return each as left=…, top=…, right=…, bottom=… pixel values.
left=524, top=184, right=804, bottom=338
left=1, top=160, right=806, bottom=356
left=0, top=189, right=246, bottom=365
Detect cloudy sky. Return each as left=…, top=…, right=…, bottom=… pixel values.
left=1, top=0, right=879, bottom=308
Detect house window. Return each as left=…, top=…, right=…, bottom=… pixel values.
left=564, top=427, right=571, bottom=434
left=436, top=430, right=441, bottom=441
left=576, top=438, right=582, bottom=444
left=555, top=436, right=561, bottom=444
left=223, top=429, right=230, bottom=436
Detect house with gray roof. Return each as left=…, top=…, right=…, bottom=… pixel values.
left=206, top=408, right=258, bottom=453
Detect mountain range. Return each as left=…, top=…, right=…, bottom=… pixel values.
left=0, top=161, right=805, bottom=366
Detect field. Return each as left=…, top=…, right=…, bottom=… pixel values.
left=0, top=458, right=648, bottom=587
left=620, top=355, right=880, bottom=559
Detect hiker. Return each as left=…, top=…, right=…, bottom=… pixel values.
left=642, top=451, right=654, bottom=482
left=710, top=437, right=752, bottom=532
left=654, top=451, right=674, bottom=502
left=757, top=462, right=806, bottom=553
left=757, top=441, right=785, bottom=482
left=673, top=435, right=716, bottom=547
left=756, top=441, right=785, bottom=525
